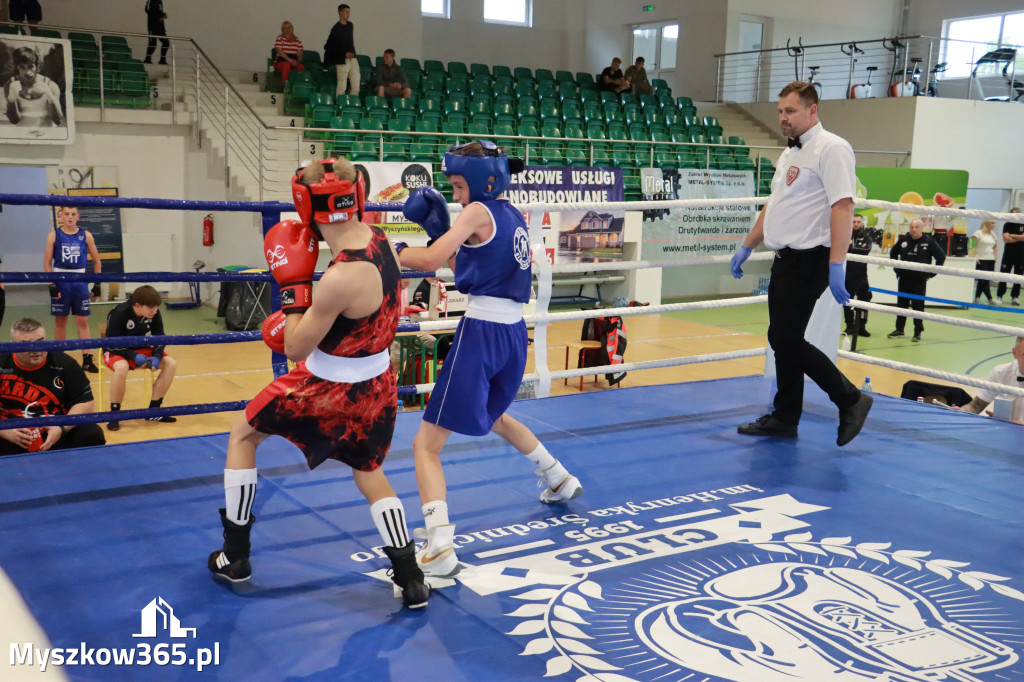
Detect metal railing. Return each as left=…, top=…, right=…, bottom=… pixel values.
left=715, top=34, right=1022, bottom=103
left=2, top=22, right=910, bottom=199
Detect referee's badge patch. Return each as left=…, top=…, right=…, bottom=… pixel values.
left=786, top=166, right=800, bottom=186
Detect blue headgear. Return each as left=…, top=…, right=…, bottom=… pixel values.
left=441, top=140, right=510, bottom=202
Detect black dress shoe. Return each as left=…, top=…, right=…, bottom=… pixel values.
left=858, top=328, right=871, bottom=338
left=837, top=392, right=873, bottom=446
left=738, top=414, right=798, bottom=438
left=912, top=333, right=921, bottom=342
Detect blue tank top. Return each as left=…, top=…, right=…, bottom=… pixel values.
left=454, top=199, right=532, bottom=303
left=52, top=229, right=88, bottom=271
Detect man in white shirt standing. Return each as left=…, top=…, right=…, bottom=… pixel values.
left=729, top=81, right=872, bottom=446
left=957, top=337, right=1024, bottom=421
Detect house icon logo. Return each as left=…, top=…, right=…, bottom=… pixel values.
left=132, top=597, right=197, bottom=639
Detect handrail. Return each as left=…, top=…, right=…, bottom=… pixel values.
left=714, top=35, right=924, bottom=59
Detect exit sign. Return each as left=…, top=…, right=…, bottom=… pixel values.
left=642, top=4, right=654, bottom=11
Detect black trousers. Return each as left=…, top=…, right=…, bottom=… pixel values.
left=996, top=261, right=1024, bottom=299
left=974, top=260, right=995, bottom=300
left=767, top=247, right=859, bottom=425
left=146, top=20, right=169, bottom=61
left=894, top=274, right=926, bottom=333
left=0, top=423, right=105, bottom=456
left=843, top=277, right=871, bottom=331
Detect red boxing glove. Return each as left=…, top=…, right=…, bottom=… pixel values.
left=261, top=310, right=287, bottom=354
left=264, top=219, right=318, bottom=314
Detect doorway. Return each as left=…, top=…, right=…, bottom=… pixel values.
left=631, top=22, right=678, bottom=81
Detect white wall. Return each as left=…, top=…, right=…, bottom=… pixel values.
left=41, top=0, right=423, bottom=74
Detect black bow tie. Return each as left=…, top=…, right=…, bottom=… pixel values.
left=788, top=137, right=802, bottom=149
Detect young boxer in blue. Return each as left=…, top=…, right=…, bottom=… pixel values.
left=397, top=141, right=583, bottom=578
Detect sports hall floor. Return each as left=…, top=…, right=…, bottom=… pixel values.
left=0, top=287, right=1022, bottom=681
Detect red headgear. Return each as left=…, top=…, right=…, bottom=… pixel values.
left=291, top=158, right=366, bottom=239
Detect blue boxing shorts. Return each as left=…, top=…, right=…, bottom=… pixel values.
left=424, top=314, right=528, bottom=437
left=50, top=281, right=91, bottom=317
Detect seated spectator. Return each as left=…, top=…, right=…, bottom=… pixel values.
left=624, top=57, right=653, bottom=95
left=955, top=336, right=1024, bottom=421
left=273, top=21, right=306, bottom=85
left=0, top=317, right=105, bottom=456
left=374, top=48, right=411, bottom=99
left=102, top=285, right=178, bottom=432
left=599, top=57, right=630, bottom=94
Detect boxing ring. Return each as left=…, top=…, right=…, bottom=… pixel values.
left=0, top=193, right=1022, bottom=681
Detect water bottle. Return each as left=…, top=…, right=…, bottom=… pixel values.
left=861, top=376, right=873, bottom=392
left=396, top=399, right=406, bottom=413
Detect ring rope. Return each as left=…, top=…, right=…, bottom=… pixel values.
left=847, top=254, right=1024, bottom=285
left=836, top=350, right=1024, bottom=399
left=846, top=300, right=1024, bottom=337
left=867, top=287, right=1024, bottom=311
left=0, top=402, right=249, bottom=431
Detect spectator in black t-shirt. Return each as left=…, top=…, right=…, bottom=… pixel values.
left=375, top=49, right=411, bottom=99
left=144, top=0, right=169, bottom=65
left=0, top=317, right=105, bottom=456
left=997, top=207, right=1023, bottom=305
left=102, top=285, right=177, bottom=431
left=599, top=58, right=630, bottom=93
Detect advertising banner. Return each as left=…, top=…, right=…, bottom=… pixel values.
left=67, top=188, right=124, bottom=273
left=357, top=161, right=434, bottom=236
left=640, top=168, right=756, bottom=259
left=0, top=35, right=75, bottom=144
left=508, top=167, right=624, bottom=263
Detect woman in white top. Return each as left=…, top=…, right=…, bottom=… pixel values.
left=974, top=219, right=998, bottom=304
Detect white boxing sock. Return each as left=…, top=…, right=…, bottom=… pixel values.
left=224, top=468, right=257, bottom=525
left=524, top=443, right=557, bottom=469
left=421, top=500, right=449, bottom=530
left=370, top=497, right=410, bottom=548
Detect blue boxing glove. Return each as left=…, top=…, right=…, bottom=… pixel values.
left=148, top=355, right=162, bottom=370
left=828, top=262, right=850, bottom=305
left=730, top=245, right=752, bottom=279
left=133, top=353, right=151, bottom=369
left=403, top=187, right=450, bottom=243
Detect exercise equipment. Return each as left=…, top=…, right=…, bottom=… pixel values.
left=786, top=38, right=805, bottom=82
left=925, top=62, right=948, bottom=97
left=842, top=43, right=871, bottom=99
left=971, top=48, right=1024, bottom=102
left=884, top=38, right=916, bottom=97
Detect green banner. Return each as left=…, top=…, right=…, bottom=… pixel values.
left=854, top=168, right=969, bottom=253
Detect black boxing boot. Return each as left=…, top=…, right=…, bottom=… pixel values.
left=383, top=541, right=430, bottom=608
left=208, top=508, right=253, bottom=583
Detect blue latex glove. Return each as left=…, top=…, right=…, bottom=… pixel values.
left=730, top=245, right=752, bottom=279
left=828, top=262, right=850, bottom=304
left=402, top=187, right=450, bottom=242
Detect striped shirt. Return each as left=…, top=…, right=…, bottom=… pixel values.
left=274, top=35, right=303, bottom=61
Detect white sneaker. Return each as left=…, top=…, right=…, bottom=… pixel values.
left=1013, top=298, right=1020, bottom=306
left=413, top=524, right=461, bottom=578
left=538, top=472, right=584, bottom=504
left=973, top=297, right=981, bottom=304
left=997, top=297, right=1004, bottom=304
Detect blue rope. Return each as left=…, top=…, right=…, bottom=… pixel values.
left=0, top=402, right=249, bottom=430
left=0, top=192, right=406, bottom=213
left=0, top=271, right=274, bottom=283
left=868, top=287, right=1024, bottom=312
left=0, top=332, right=259, bottom=353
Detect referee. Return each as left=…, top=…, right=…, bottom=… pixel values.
left=729, top=81, right=872, bottom=446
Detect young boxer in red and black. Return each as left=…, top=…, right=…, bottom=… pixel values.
left=207, top=157, right=428, bottom=609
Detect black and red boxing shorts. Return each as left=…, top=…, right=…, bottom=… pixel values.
left=245, top=361, right=397, bottom=471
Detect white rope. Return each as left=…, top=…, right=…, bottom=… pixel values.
left=837, top=350, right=1024, bottom=398
left=846, top=300, right=1024, bottom=337
left=847, top=253, right=1024, bottom=285
left=855, top=200, right=1024, bottom=224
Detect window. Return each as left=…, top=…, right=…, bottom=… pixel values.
left=631, top=22, right=679, bottom=73
left=422, top=0, right=448, bottom=19
left=484, top=0, right=532, bottom=27
left=942, top=11, right=1024, bottom=78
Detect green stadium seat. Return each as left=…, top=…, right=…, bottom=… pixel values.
left=657, top=91, right=675, bottom=108
left=541, top=122, right=562, bottom=138
left=555, top=70, right=574, bottom=83
left=540, top=142, right=565, bottom=166
left=517, top=123, right=538, bottom=138
left=492, top=65, right=512, bottom=79
left=401, top=57, right=422, bottom=74
left=539, top=99, right=560, bottom=121
left=383, top=141, right=408, bottom=161
left=350, top=140, right=378, bottom=161
left=514, top=80, right=536, bottom=99
left=356, top=54, right=372, bottom=68
left=619, top=92, right=637, bottom=107
left=469, top=76, right=492, bottom=98
left=424, top=59, right=445, bottom=74
left=410, top=143, right=435, bottom=163
left=564, top=122, right=585, bottom=139
left=1, top=24, right=23, bottom=35
left=492, top=79, right=514, bottom=98
left=652, top=78, right=670, bottom=92
left=592, top=147, right=612, bottom=167
left=562, top=103, right=583, bottom=128
left=559, top=82, right=579, bottom=101
left=637, top=92, right=657, bottom=109
left=662, top=106, right=684, bottom=127
left=415, top=119, right=439, bottom=134
left=677, top=96, right=694, bottom=109
left=656, top=149, right=677, bottom=169
left=575, top=72, right=596, bottom=87
left=611, top=147, right=633, bottom=168
left=33, top=28, right=62, bottom=39
left=513, top=66, right=533, bottom=80
left=645, top=109, right=666, bottom=127
left=534, top=68, right=555, bottom=82
left=537, top=81, right=559, bottom=100
left=470, top=63, right=490, bottom=77
left=565, top=148, right=589, bottom=167
left=607, top=122, right=627, bottom=141
left=388, top=118, right=415, bottom=143
left=623, top=104, right=642, bottom=124
left=579, top=86, right=600, bottom=104
left=628, top=124, right=649, bottom=142
left=517, top=98, right=538, bottom=120
left=669, top=127, right=689, bottom=143
left=600, top=91, right=618, bottom=105
left=448, top=61, right=469, bottom=77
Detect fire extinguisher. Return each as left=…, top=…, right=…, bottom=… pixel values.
left=202, top=214, right=214, bottom=246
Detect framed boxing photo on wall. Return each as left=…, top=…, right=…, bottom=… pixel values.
left=0, top=34, right=75, bottom=144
